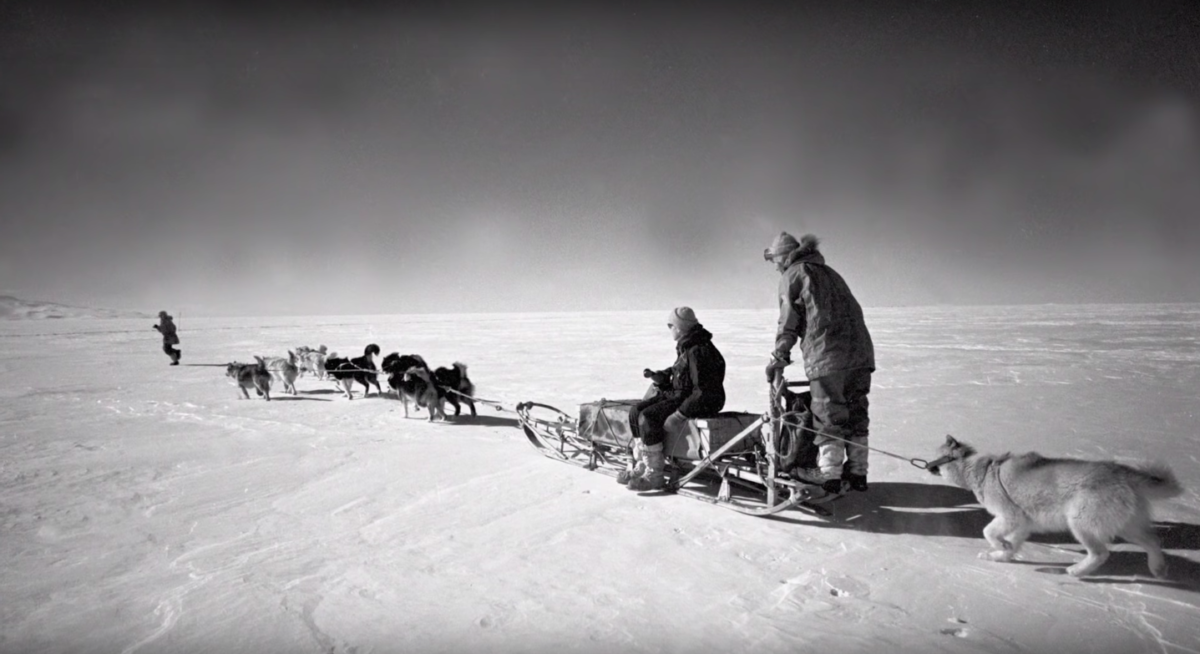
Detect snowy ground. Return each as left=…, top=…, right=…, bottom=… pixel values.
left=1, top=305, right=1198, bottom=654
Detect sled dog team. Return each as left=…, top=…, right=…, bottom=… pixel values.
left=164, top=231, right=1187, bottom=579
left=221, top=345, right=475, bottom=422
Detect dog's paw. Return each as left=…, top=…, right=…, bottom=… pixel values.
left=981, top=550, right=1014, bottom=562
left=1065, top=563, right=1091, bottom=577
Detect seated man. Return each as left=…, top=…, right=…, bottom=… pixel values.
left=626, top=306, right=726, bottom=491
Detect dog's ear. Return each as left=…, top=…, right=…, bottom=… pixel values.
left=945, top=434, right=958, bottom=447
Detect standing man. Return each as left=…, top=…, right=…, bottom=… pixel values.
left=154, top=310, right=181, bottom=365
left=763, top=232, right=874, bottom=493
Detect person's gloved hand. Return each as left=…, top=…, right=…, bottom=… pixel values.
left=764, top=354, right=789, bottom=383
left=664, top=411, right=688, bottom=434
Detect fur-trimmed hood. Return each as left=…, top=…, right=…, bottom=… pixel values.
left=779, top=233, right=824, bottom=268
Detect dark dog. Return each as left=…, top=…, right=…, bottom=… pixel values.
left=325, top=343, right=382, bottom=399
left=433, top=362, right=476, bottom=417
left=642, top=367, right=673, bottom=400
left=382, top=353, right=429, bottom=400
left=226, top=357, right=273, bottom=401
left=397, top=365, right=445, bottom=421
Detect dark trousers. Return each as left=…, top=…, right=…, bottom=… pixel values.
left=162, top=342, right=180, bottom=363
left=809, top=368, right=872, bottom=476
left=633, top=397, right=684, bottom=447
left=633, top=394, right=725, bottom=447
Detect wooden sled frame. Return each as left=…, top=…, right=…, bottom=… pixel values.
left=515, top=379, right=838, bottom=519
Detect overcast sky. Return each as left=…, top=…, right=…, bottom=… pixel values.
left=2, top=2, right=1198, bottom=315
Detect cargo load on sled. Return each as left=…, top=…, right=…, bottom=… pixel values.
left=516, top=377, right=846, bottom=518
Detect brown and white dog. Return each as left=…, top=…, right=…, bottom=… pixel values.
left=226, top=357, right=273, bottom=401
left=295, top=345, right=331, bottom=379
left=260, top=351, right=300, bottom=395
left=928, top=435, right=1184, bottom=578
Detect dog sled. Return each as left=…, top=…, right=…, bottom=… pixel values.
left=516, top=376, right=844, bottom=519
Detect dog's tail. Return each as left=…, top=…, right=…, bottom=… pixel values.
left=1127, top=462, right=1184, bottom=501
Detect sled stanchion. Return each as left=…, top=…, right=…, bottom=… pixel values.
left=668, top=415, right=766, bottom=490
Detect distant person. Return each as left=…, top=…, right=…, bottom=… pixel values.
left=153, top=310, right=181, bottom=365
left=626, top=307, right=726, bottom=492
left=763, top=232, right=874, bottom=493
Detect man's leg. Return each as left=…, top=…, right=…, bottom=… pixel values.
left=842, top=368, right=872, bottom=491
left=628, top=399, right=682, bottom=491
left=802, top=371, right=850, bottom=490
left=636, top=399, right=682, bottom=449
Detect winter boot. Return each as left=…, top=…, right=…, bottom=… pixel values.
left=843, top=472, right=868, bottom=492
left=627, top=443, right=666, bottom=491
left=793, top=468, right=846, bottom=495
left=795, top=441, right=849, bottom=494
left=617, top=441, right=646, bottom=485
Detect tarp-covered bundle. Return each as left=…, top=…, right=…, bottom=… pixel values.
left=577, top=399, right=763, bottom=461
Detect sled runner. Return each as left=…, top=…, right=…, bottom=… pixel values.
left=516, top=377, right=844, bottom=519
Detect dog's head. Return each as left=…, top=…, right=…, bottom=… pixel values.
left=403, top=365, right=434, bottom=387
left=433, top=364, right=459, bottom=386
left=643, top=368, right=673, bottom=390
left=452, top=361, right=473, bottom=392
left=226, top=361, right=253, bottom=379
left=384, top=354, right=427, bottom=376
left=926, top=434, right=975, bottom=477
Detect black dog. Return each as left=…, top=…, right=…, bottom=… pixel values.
left=382, top=353, right=429, bottom=399
left=643, top=367, right=673, bottom=399
left=433, top=362, right=476, bottom=417
left=326, top=343, right=382, bottom=399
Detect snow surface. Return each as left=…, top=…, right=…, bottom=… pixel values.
left=2, top=304, right=1198, bottom=654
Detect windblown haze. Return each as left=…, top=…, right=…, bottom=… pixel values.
left=2, top=2, right=1198, bottom=315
